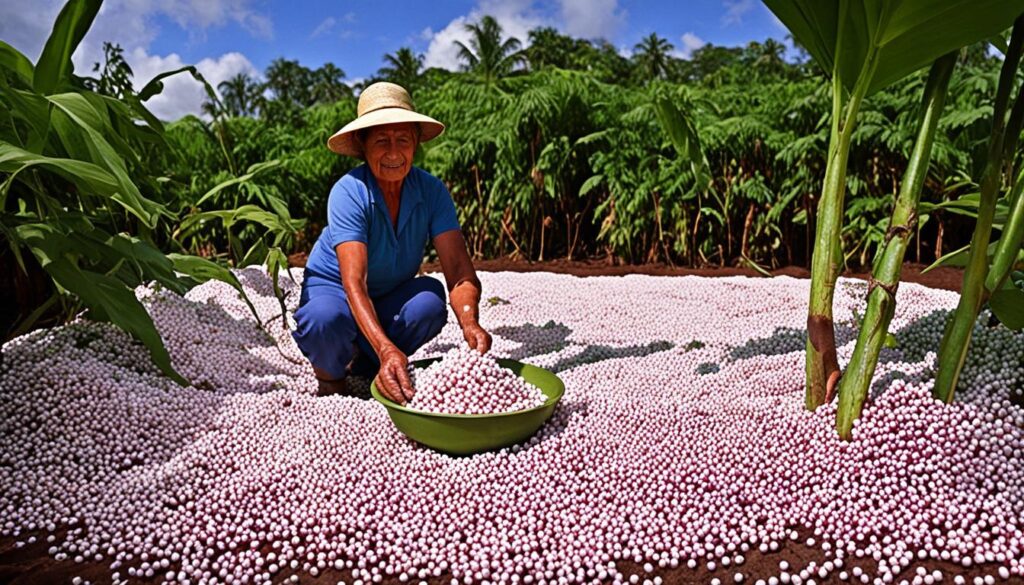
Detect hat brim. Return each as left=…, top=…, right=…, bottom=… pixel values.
left=327, top=108, right=445, bottom=157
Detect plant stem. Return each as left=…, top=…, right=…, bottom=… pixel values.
left=933, top=16, right=1024, bottom=404
left=984, top=165, right=1024, bottom=293
left=805, top=15, right=880, bottom=410
left=835, top=53, right=956, bottom=439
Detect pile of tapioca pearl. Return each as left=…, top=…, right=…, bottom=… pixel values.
left=0, top=270, right=1020, bottom=585
left=407, top=347, right=546, bottom=414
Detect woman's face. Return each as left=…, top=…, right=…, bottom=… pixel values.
left=363, top=123, right=418, bottom=185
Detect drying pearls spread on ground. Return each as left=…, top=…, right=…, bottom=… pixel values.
left=407, top=347, right=546, bottom=414
left=0, top=269, right=1021, bottom=585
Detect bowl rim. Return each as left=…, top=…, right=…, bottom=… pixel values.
left=370, top=357, right=564, bottom=420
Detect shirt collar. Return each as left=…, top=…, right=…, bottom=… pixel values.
left=362, top=164, right=424, bottom=235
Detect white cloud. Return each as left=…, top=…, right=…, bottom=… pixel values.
left=128, top=48, right=259, bottom=121
left=0, top=3, right=78, bottom=64
left=559, top=0, right=625, bottom=40
left=677, top=32, right=706, bottom=59
left=423, top=0, right=626, bottom=71
left=0, top=0, right=269, bottom=120
left=0, top=0, right=270, bottom=73
left=424, top=0, right=543, bottom=71
left=722, top=0, right=756, bottom=26
left=149, top=0, right=273, bottom=39
left=310, top=17, right=337, bottom=39
left=422, top=17, right=471, bottom=70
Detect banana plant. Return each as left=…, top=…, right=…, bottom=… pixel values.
left=763, top=0, right=1024, bottom=411
left=835, top=53, right=956, bottom=439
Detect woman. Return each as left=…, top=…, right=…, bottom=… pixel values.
left=293, top=82, right=492, bottom=404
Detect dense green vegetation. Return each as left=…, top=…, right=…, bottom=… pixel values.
left=4, top=0, right=1024, bottom=426
left=154, top=17, right=1016, bottom=276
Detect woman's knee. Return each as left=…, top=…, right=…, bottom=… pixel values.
left=407, top=278, right=447, bottom=332
left=292, top=296, right=358, bottom=378
left=295, top=297, right=357, bottom=339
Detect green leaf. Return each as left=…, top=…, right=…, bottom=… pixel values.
left=167, top=253, right=263, bottom=327
left=104, top=234, right=186, bottom=293
left=0, top=143, right=119, bottom=206
left=265, top=247, right=291, bottom=329
left=138, top=66, right=222, bottom=120
left=33, top=0, right=102, bottom=95
left=764, top=0, right=1024, bottom=96
left=178, top=204, right=288, bottom=240
left=195, top=160, right=282, bottom=207
left=49, top=258, right=187, bottom=383
left=579, top=174, right=604, bottom=197
left=46, top=94, right=163, bottom=226
left=0, top=40, right=35, bottom=87
left=989, top=283, right=1024, bottom=330
left=239, top=238, right=270, bottom=268
left=922, top=244, right=970, bottom=273
left=654, top=94, right=710, bottom=185
left=1, top=87, right=52, bottom=151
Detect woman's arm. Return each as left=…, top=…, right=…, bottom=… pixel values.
left=433, top=230, right=492, bottom=354
left=336, top=241, right=415, bottom=404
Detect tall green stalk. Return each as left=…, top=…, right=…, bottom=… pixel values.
left=933, top=17, right=1024, bottom=404
left=985, top=170, right=1024, bottom=294
left=804, top=14, right=882, bottom=410
left=835, top=54, right=957, bottom=439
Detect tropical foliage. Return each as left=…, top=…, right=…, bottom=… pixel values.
left=767, top=0, right=1024, bottom=437
left=4, top=0, right=1024, bottom=403
left=0, top=0, right=299, bottom=381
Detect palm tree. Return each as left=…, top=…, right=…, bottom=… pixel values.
left=378, top=48, right=424, bottom=93
left=526, top=27, right=573, bottom=70
left=263, top=58, right=313, bottom=107
left=750, top=38, right=787, bottom=78
left=633, top=33, right=674, bottom=80
left=217, top=73, right=260, bottom=117
left=310, top=62, right=350, bottom=104
left=454, top=15, right=525, bottom=85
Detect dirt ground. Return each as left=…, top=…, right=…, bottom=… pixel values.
left=288, top=253, right=966, bottom=293
left=0, top=257, right=973, bottom=584
left=1, top=528, right=1011, bottom=584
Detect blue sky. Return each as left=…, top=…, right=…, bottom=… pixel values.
left=1, top=0, right=789, bottom=120
left=146, top=0, right=788, bottom=76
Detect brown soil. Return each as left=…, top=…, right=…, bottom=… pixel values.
left=1, top=528, right=1010, bottom=584
left=288, top=253, right=965, bottom=293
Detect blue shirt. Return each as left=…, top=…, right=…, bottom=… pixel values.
left=304, top=164, right=461, bottom=297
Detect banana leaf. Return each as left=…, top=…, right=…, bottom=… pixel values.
left=764, top=0, right=1024, bottom=95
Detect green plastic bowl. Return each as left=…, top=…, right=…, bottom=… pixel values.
left=371, top=358, right=565, bottom=455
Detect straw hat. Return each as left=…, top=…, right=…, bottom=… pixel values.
left=327, top=82, right=445, bottom=157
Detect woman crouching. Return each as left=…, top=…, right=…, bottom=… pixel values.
left=292, top=82, right=491, bottom=403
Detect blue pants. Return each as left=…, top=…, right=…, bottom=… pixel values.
left=292, top=273, right=448, bottom=379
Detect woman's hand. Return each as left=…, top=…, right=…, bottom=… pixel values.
left=375, top=344, right=415, bottom=404
left=462, top=322, right=492, bottom=354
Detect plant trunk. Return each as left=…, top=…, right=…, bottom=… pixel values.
left=934, top=17, right=1024, bottom=404
left=835, top=53, right=956, bottom=439
left=805, top=47, right=879, bottom=410
left=741, top=202, right=755, bottom=259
